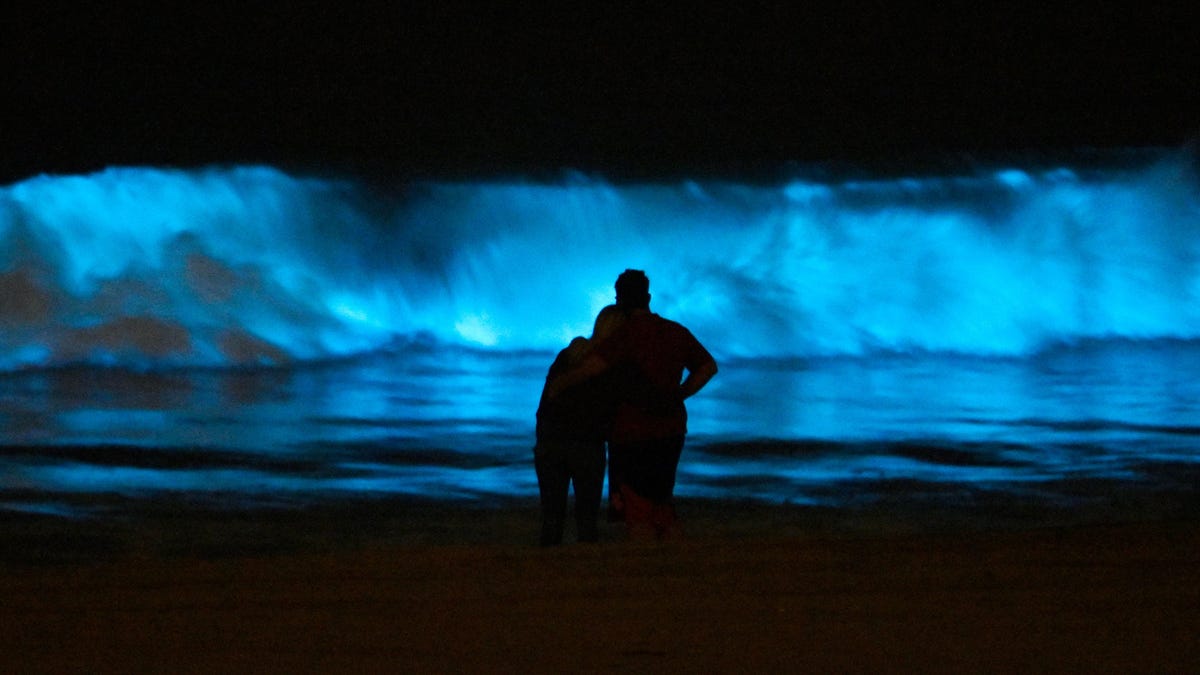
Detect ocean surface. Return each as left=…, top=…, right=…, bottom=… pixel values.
left=2, top=149, right=1199, bottom=521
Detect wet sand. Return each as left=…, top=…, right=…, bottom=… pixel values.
left=2, top=501, right=1198, bottom=673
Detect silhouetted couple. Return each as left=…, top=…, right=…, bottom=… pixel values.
left=534, top=269, right=718, bottom=545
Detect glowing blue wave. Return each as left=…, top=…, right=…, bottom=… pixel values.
left=1, top=151, right=1198, bottom=370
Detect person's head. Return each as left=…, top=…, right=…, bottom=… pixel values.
left=614, top=269, right=650, bottom=310
left=591, top=304, right=625, bottom=341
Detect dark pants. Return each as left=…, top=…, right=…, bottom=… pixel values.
left=608, top=436, right=685, bottom=539
left=534, top=439, right=606, bottom=545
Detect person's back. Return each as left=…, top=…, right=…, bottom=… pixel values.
left=536, top=305, right=630, bottom=444
left=536, top=338, right=622, bottom=445
left=593, top=311, right=712, bottom=444
left=590, top=269, right=718, bottom=540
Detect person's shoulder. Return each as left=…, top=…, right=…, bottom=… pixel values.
left=563, top=336, right=590, bottom=363
left=653, top=314, right=711, bottom=354
left=649, top=313, right=692, bottom=335
left=550, top=337, right=589, bottom=372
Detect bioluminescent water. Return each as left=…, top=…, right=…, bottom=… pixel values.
left=2, top=149, right=1199, bottom=518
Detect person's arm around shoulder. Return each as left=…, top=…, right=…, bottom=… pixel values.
left=543, top=352, right=609, bottom=401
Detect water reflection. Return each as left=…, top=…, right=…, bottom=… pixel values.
left=2, top=342, right=1199, bottom=512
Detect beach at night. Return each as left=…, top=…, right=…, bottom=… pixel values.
left=4, top=3, right=1199, bottom=671
left=3, top=498, right=1198, bottom=672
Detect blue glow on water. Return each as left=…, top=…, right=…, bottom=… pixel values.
left=2, top=151, right=1200, bottom=514
left=2, top=151, right=1198, bottom=370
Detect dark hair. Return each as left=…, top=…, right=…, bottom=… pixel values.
left=615, top=269, right=650, bottom=309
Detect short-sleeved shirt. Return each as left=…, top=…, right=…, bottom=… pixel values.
left=593, top=312, right=714, bottom=443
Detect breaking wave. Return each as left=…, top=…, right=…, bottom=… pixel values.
left=1, top=148, right=1198, bottom=370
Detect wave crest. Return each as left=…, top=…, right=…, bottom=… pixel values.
left=2, top=151, right=1198, bottom=370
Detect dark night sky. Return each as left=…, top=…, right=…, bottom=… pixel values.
left=3, top=3, right=1198, bottom=183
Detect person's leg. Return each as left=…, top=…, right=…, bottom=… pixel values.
left=611, top=440, right=657, bottom=540
left=622, top=437, right=685, bottom=540
left=534, top=445, right=569, bottom=546
left=643, top=436, right=685, bottom=502
left=568, top=441, right=606, bottom=543
left=620, top=437, right=683, bottom=502
left=606, top=442, right=626, bottom=522
left=619, top=482, right=657, bottom=541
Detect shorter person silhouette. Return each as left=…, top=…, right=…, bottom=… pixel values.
left=533, top=305, right=626, bottom=545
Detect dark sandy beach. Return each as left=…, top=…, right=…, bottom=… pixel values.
left=2, top=499, right=1198, bottom=673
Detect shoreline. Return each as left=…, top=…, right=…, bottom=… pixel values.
left=3, top=490, right=1198, bottom=565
